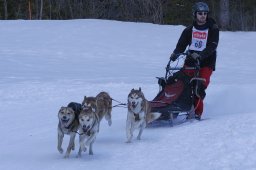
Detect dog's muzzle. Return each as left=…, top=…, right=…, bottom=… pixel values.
left=82, top=125, right=91, bottom=132
left=61, top=117, right=70, bottom=123
left=131, top=102, right=137, bottom=109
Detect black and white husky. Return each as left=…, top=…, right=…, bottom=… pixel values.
left=126, top=88, right=161, bottom=143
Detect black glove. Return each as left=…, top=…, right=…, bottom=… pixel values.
left=170, top=53, right=178, bottom=61
left=158, top=77, right=166, bottom=87
left=191, top=52, right=201, bottom=60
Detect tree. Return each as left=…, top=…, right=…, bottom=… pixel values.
left=39, top=0, right=43, bottom=19
left=219, top=0, right=230, bottom=30
left=3, top=0, right=8, bottom=19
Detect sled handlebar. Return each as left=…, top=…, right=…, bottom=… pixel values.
left=167, top=50, right=200, bottom=70
left=165, top=51, right=200, bottom=79
left=167, top=51, right=189, bottom=65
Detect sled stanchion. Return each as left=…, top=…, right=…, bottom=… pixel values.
left=169, top=113, right=174, bottom=127
left=165, top=59, right=172, bottom=80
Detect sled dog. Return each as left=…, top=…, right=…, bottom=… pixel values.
left=126, top=88, right=161, bottom=143
left=77, top=107, right=99, bottom=157
left=95, top=91, right=112, bottom=126
left=57, top=102, right=81, bottom=158
left=81, top=92, right=112, bottom=126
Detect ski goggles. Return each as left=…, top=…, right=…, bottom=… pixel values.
left=197, top=12, right=208, bottom=16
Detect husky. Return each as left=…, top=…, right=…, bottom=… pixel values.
left=126, top=88, right=161, bottom=143
left=77, top=107, right=99, bottom=157
left=95, top=91, right=112, bottom=126
left=57, top=102, right=81, bottom=158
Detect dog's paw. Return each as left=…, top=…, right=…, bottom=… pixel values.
left=76, top=153, right=81, bottom=158
left=64, top=154, right=70, bottom=158
left=136, top=136, right=141, bottom=140
left=108, top=120, right=112, bottom=126
left=58, top=147, right=64, bottom=154
left=81, top=146, right=87, bottom=152
left=125, top=140, right=132, bottom=143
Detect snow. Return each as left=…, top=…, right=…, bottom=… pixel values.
left=0, top=19, right=256, bottom=170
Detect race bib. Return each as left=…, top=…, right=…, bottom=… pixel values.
left=189, top=27, right=208, bottom=51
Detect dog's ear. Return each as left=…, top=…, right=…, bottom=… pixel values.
left=139, top=87, right=141, bottom=91
left=84, top=96, right=87, bottom=100
left=67, top=107, right=75, bottom=113
left=60, top=106, right=65, bottom=110
left=58, top=106, right=66, bottom=113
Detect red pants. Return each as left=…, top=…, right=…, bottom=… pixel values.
left=183, top=67, right=213, bottom=116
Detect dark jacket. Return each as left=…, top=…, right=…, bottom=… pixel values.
left=173, top=18, right=219, bottom=71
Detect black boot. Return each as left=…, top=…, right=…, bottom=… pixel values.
left=195, top=114, right=201, bottom=121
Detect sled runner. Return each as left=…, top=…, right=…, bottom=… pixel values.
left=149, top=52, right=205, bottom=125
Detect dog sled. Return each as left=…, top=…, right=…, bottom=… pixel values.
left=149, top=52, right=205, bottom=126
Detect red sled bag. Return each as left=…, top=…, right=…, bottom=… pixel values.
left=150, top=70, right=194, bottom=114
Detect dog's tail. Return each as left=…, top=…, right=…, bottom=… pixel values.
left=146, top=112, right=161, bottom=124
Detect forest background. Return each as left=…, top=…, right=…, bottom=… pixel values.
left=0, top=0, right=255, bottom=31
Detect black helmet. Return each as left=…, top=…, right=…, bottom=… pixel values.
left=192, top=2, right=209, bottom=16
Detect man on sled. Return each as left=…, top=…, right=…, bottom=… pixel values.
left=170, top=2, right=219, bottom=120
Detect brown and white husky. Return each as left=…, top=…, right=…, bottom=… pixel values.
left=126, top=88, right=161, bottom=143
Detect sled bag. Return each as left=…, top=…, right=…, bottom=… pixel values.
left=150, top=70, right=192, bottom=109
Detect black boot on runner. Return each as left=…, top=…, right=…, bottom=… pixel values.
left=195, top=114, right=201, bottom=121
